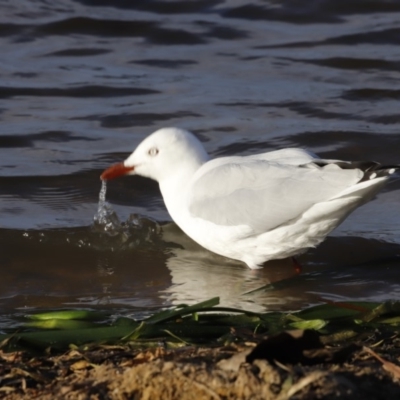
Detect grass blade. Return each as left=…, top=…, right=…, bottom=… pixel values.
left=145, top=297, right=220, bottom=324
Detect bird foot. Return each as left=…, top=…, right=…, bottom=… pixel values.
left=292, top=257, right=302, bottom=274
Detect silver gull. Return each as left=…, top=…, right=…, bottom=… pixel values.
left=101, top=127, right=399, bottom=269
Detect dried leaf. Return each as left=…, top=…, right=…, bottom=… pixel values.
left=364, top=346, right=400, bottom=379
left=286, top=371, right=327, bottom=398
left=0, top=386, right=16, bottom=393
left=217, top=349, right=251, bottom=371
left=10, top=367, right=47, bottom=382
left=70, top=360, right=92, bottom=371
left=0, top=350, right=22, bottom=362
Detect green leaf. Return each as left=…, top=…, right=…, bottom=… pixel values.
left=295, top=302, right=378, bottom=320
left=360, top=301, right=400, bottom=323
left=26, top=310, right=107, bottom=321
left=163, top=330, right=191, bottom=345
left=288, top=319, right=327, bottom=330
left=3, top=298, right=400, bottom=353
left=378, top=316, right=400, bottom=325
left=145, top=297, right=220, bottom=324
left=24, top=319, right=99, bottom=330
left=2, top=326, right=138, bottom=351
left=122, top=321, right=146, bottom=341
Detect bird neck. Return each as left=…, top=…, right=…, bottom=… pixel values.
left=159, top=160, right=203, bottom=227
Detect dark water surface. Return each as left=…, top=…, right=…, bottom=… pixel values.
left=1, top=0, right=400, bottom=330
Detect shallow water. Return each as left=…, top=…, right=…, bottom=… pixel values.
left=1, top=0, right=400, bottom=330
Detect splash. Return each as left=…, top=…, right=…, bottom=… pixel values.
left=99, top=178, right=107, bottom=204
left=92, top=180, right=162, bottom=249
left=93, top=180, right=122, bottom=234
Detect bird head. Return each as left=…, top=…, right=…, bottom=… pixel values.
left=101, top=127, right=209, bottom=183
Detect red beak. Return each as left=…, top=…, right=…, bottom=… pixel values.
left=100, top=162, right=134, bottom=181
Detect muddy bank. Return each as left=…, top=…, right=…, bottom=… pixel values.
left=1, top=330, right=400, bottom=399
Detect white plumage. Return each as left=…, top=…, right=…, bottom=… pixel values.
left=101, top=127, right=398, bottom=269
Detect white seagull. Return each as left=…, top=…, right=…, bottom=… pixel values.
left=101, top=127, right=398, bottom=269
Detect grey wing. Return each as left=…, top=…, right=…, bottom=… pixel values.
left=187, top=160, right=363, bottom=233
left=247, top=148, right=319, bottom=165
left=209, top=148, right=318, bottom=169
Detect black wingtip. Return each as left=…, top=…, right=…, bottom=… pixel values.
left=310, top=160, right=399, bottom=182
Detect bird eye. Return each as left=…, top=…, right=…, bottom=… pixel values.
left=148, top=147, right=159, bottom=156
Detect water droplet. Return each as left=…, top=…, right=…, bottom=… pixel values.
left=93, top=180, right=122, bottom=234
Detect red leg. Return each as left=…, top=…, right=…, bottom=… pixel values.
left=292, top=257, right=302, bottom=274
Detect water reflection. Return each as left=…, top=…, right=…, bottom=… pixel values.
left=161, top=223, right=299, bottom=312
left=1, top=213, right=400, bottom=330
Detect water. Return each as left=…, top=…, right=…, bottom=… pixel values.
left=1, top=0, right=400, bottom=330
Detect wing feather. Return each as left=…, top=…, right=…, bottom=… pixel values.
left=188, top=160, right=363, bottom=233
